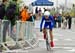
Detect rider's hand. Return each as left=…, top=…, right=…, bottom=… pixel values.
left=40, top=29, right=42, bottom=32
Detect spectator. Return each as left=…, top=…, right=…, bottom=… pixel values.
left=26, top=12, right=34, bottom=22
left=20, top=6, right=30, bottom=40
left=0, top=0, right=6, bottom=49
left=53, top=14, right=57, bottom=28
left=57, top=14, right=62, bottom=28
left=11, top=0, right=20, bottom=40
left=44, top=8, right=47, bottom=11
left=35, top=7, right=38, bottom=14
left=38, top=8, right=42, bottom=16
left=1, top=0, right=7, bottom=43
left=66, top=14, right=72, bottom=29
left=3, top=0, right=19, bottom=42
left=21, top=6, right=30, bottom=22
left=0, top=0, right=5, bottom=20
left=62, top=15, right=67, bottom=29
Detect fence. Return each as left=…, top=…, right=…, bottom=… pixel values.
left=0, top=20, right=38, bottom=52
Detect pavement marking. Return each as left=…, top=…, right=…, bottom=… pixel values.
left=63, top=47, right=73, bottom=50
left=4, top=49, right=29, bottom=53
left=17, top=50, right=28, bottom=53
left=54, top=39, right=59, bottom=41
left=39, top=38, right=59, bottom=41
left=64, top=29, right=75, bottom=34
left=56, top=38, right=73, bottom=41
left=53, top=47, right=63, bottom=49
left=39, top=39, right=45, bottom=41
left=54, top=28, right=75, bottom=34
left=67, top=49, right=75, bottom=52
left=64, top=39, right=73, bottom=41
left=53, top=32, right=64, bottom=36
left=39, top=38, right=73, bottom=42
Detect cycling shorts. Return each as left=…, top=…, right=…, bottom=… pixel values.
left=44, top=22, right=53, bottom=30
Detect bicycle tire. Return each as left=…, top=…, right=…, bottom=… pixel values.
left=46, top=34, right=50, bottom=51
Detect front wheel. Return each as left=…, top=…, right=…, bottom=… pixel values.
left=46, top=33, right=50, bottom=51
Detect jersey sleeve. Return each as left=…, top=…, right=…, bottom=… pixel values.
left=51, top=16, right=54, bottom=22
left=50, top=16, right=54, bottom=28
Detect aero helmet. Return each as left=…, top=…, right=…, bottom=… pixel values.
left=44, top=11, right=50, bottom=16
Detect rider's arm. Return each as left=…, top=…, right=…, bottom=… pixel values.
left=50, top=16, right=54, bottom=28
left=40, top=17, right=44, bottom=31
left=51, top=16, right=54, bottom=22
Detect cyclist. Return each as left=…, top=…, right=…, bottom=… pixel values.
left=40, top=11, right=54, bottom=47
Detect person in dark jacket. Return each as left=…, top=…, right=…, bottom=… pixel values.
left=0, top=0, right=8, bottom=43
left=57, top=14, right=62, bottom=28
left=0, top=1, right=5, bottom=20
left=35, top=7, right=38, bottom=14
left=26, top=12, right=34, bottom=22
left=3, top=0, right=19, bottom=43
left=66, top=14, right=72, bottom=29
left=53, top=14, right=57, bottom=28
left=0, top=0, right=8, bottom=50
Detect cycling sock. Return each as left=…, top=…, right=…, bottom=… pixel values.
left=44, top=34, right=46, bottom=39
left=50, top=41, right=54, bottom=47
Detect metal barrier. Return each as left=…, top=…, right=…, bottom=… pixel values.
left=0, top=20, right=11, bottom=51
left=0, top=20, right=38, bottom=52
left=16, top=21, right=38, bottom=49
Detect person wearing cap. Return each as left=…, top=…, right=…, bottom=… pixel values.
left=40, top=11, right=54, bottom=47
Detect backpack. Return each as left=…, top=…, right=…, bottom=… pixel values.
left=6, top=3, right=16, bottom=20
left=0, top=4, right=5, bottom=19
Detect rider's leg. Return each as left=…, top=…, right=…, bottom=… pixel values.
left=43, top=23, right=48, bottom=39
left=49, top=29, right=54, bottom=47
left=43, top=28, right=47, bottom=39
left=49, top=30, right=53, bottom=42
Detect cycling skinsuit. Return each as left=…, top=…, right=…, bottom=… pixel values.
left=40, top=16, right=54, bottom=30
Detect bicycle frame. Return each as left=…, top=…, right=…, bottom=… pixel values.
left=45, top=29, right=51, bottom=51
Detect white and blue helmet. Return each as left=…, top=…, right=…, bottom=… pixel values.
left=44, top=11, right=50, bottom=16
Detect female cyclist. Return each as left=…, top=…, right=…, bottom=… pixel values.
left=40, top=11, right=54, bottom=47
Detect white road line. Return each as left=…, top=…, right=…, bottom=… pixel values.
left=39, top=38, right=73, bottom=41
left=64, top=29, right=75, bottom=34
left=53, top=47, right=63, bottom=49
left=54, top=39, right=59, bottom=41
left=53, top=47, right=73, bottom=49
left=63, top=47, right=73, bottom=49
left=4, top=50, right=29, bottom=53
left=64, top=39, right=72, bottom=41
left=39, top=38, right=59, bottom=41
left=67, top=49, right=75, bottom=52
left=53, top=33, right=63, bottom=36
